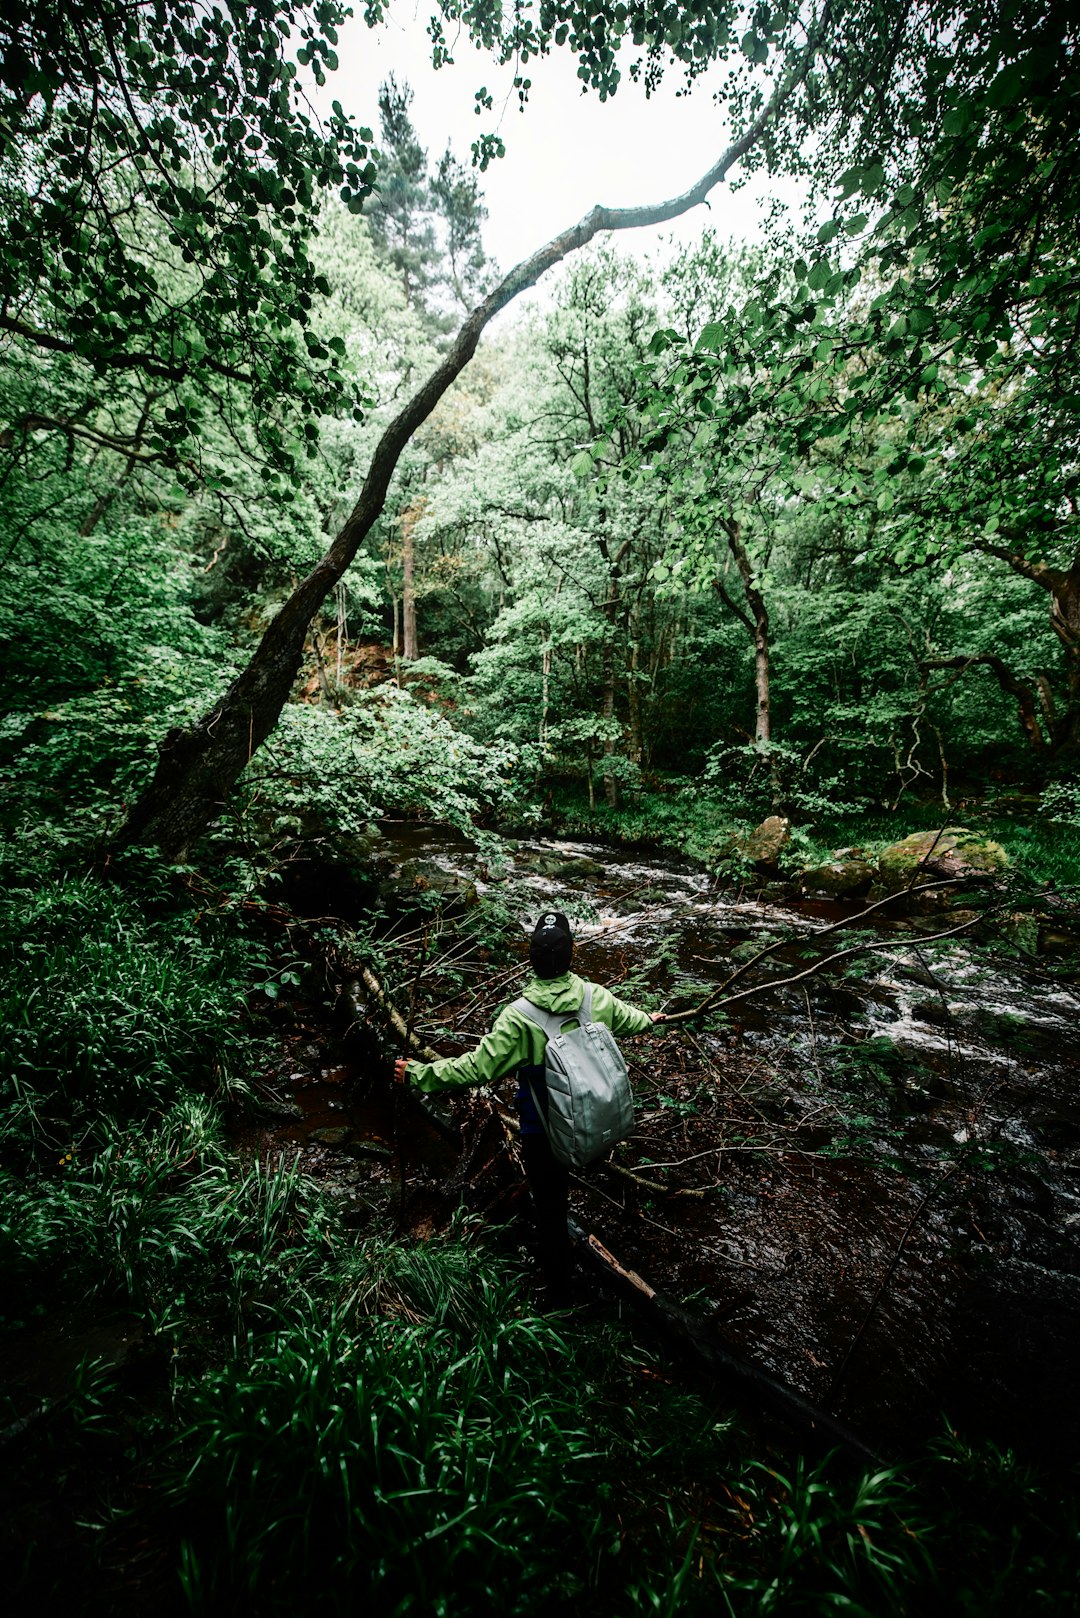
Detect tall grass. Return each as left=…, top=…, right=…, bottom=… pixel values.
left=0, top=874, right=259, bottom=1143
left=0, top=868, right=269, bottom=1334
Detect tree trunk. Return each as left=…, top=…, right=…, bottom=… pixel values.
left=716, top=521, right=772, bottom=747
left=540, top=634, right=551, bottom=753
left=627, top=637, right=643, bottom=767
left=977, top=538, right=1080, bottom=752
left=597, top=532, right=630, bottom=811
left=626, top=594, right=644, bottom=768
left=919, top=654, right=1047, bottom=750
left=401, top=517, right=418, bottom=662
left=1050, top=561, right=1080, bottom=750
left=600, top=644, right=619, bottom=810
left=111, top=86, right=804, bottom=860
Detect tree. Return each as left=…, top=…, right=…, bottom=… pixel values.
left=365, top=74, right=438, bottom=311
left=627, top=0, right=1080, bottom=760
left=112, top=6, right=822, bottom=858
left=365, top=76, right=494, bottom=316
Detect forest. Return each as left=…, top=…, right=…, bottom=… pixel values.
left=2, top=1, right=1080, bottom=1611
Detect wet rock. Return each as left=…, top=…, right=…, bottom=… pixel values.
left=910, top=998, right=951, bottom=1027
left=519, top=850, right=604, bottom=881
left=731, top=935, right=779, bottom=963
left=800, top=851, right=875, bottom=897
left=255, top=1096, right=305, bottom=1121
left=743, top=815, right=791, bottom=871
left=341, top=1139, right=393, bottom=1163
left=380, top=858, right=478, bottom=909
left=309, top=1127, right=349, bottom=1146
left=877, top=826, right=1008, bottom=891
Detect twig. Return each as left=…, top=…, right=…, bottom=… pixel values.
left=665, top=907, right=994, bottom=1025
left=603, top=1159, right=714, bottom=1198
left=686, top=878, right=968, bottom=1008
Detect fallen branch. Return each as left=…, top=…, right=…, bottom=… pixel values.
left=604, top=1159, right=712, bottom=1198
left=684, top=877, right=968, bottom=1010
left=568, top=1218, right=886, bottom=1467
left=346, top=968, right=440, bottom=1064
left=663, top=906, right=993, bottom=1025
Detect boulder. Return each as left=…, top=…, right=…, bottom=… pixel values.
left=743, top=815, right=791, bottom=870
left=877, top=827, right=1007, bottom=891
left=800, top=850, right=875, bottom=897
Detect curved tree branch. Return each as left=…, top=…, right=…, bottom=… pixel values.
left=919, top=653, right=1046, bottom=750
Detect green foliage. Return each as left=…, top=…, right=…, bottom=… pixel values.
left=0, top=2, right=376, bottom=477
left=724, top=1456, right=929, bottom=1614
left=0, top=870, right=260, bottom=1150
left=249, top=683, right=522, bottom=842
left=0, top=513, right=232, bottom=834
left=169, top=1304, right=601, bottom=1611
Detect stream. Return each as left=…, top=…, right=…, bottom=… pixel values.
left=256, top=826, right=1080, bottom=1464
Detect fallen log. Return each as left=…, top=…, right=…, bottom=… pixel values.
left=346, top=968, right=440, bottom=1063
left=569, top=1219, right=886, bottom=1469
left=342, top=973, right=460, bottom=1149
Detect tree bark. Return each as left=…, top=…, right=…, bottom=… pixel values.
left=401, top=515, right=418, bottom=662
left=597, top=532, right=631, bottom=809
left=919, top=653, right=1047, bottom=751
left=112, top=78, right=805, bottom=860
left=627, top=628, right=644, bottom=768
left=715, top=521, right=772, bottom=747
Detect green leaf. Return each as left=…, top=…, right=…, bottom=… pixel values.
left=695, top=322, right=725, bottom=351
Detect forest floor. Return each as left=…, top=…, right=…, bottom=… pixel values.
left=6, top=806, right=1080, bottom=1613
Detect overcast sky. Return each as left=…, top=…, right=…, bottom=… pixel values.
left=331, top=5, right=804, bottom=293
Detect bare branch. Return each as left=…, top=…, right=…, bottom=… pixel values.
left=663, top=908, right=992, bottom=1025
left=675, top=877, right=968, bottom=1011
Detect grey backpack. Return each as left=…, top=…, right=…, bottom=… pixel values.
left=512, top=983, right=634, bottom=1169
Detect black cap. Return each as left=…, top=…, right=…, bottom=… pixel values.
left=529, top=911, right=574, bottom=979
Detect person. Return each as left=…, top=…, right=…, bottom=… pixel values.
left=394, top=910, right=663, bottom=1296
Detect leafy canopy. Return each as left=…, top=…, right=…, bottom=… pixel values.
left=0, top=1, right=377, bottom=473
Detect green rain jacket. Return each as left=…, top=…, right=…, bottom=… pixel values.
left=405, top=971, right=652, bottom=1095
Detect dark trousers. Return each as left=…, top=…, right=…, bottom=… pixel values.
left=519, top=1130, right=571, bottom=1284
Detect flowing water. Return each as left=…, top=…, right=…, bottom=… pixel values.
left=267, top=825, right=1080, bottom=1462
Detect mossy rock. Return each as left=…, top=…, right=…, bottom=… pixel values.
left=800, top=851, right=875, bottom=897
left=742, top=815, right=791, bottom=870
left=877, top=827, right=1008, bottom=890
left=730, top=935, right=779, bottom=962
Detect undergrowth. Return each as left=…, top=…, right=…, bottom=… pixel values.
left=2, top=840, right=1077, bottom=1613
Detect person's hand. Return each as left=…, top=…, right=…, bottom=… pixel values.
left=393, top=1058, right=410, bottom=1084
left=650, top=1011, right=666, bottom=1025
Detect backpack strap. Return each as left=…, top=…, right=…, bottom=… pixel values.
left=511, top=996, right=563, bottom=1039
left=512, top=985, right=591, bottom=1041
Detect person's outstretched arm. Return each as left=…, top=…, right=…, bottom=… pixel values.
left=590, top=983, right=664, bottom=1035
left=393, top=1005, right=534, bottom=1093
